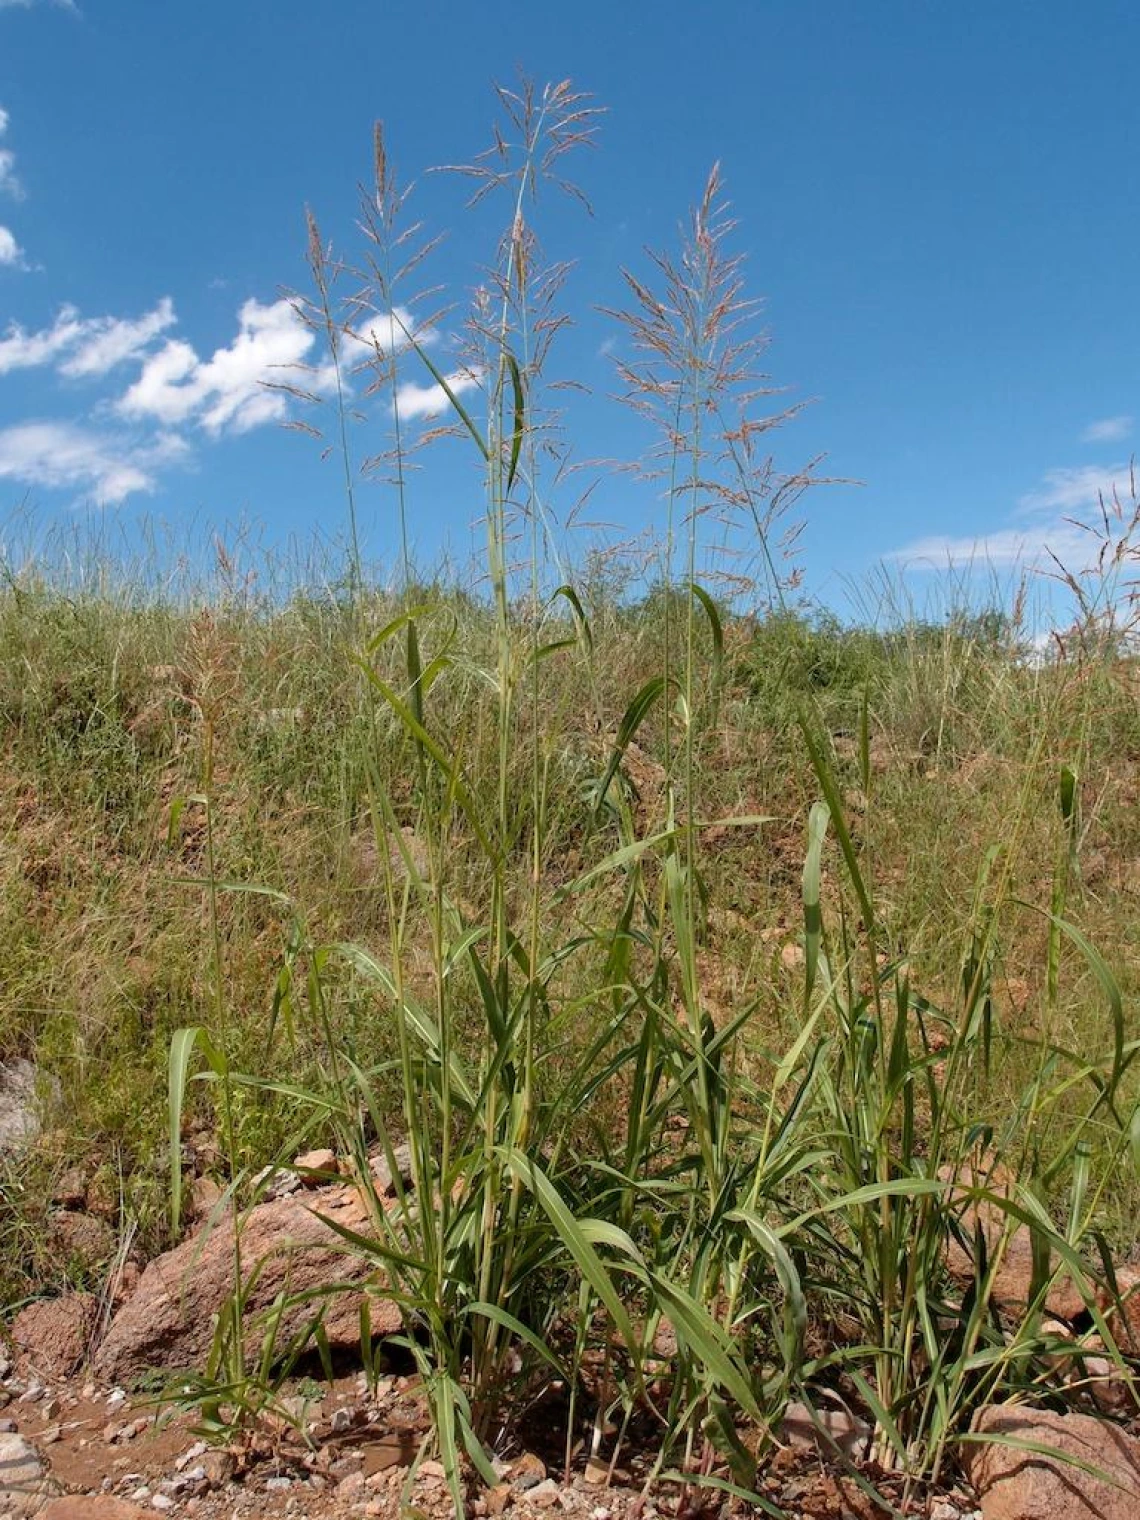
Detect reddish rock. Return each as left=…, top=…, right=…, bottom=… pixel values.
left=1097, top=1265, right=1140, bottom=1352
left=780, top=1400, right=871, bottom=1460
left=50, top=1209, right=116, bottom=1266
left=12, top=1293, right=96, bottom=1378
left=40, top=1500, right=151, bottom=1519
left=189, top=1174, right=224, bottom=1220
left=92, top=1186, right=402, bottom=1382
left=939, top=1158, right=1089, bottom=1320
left=965, top=1406, right=1140, bottom=1520
left=293, top=1147, right=337, bottom=1186
left=50, top=1166, right=88, bottom=1209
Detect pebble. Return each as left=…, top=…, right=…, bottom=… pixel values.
left=511, top=1453, right=546, bottom=1492
left=583, top=1458, right=610, bottom=1486
left=174, top=1442, right=208, bottom=1471
left=527, top=1478, right=563, bottom=1508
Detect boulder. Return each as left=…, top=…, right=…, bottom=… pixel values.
left=0, top=1061, right=53, bottom=1155
left=965, top=1406, right=1140, bottom=1520
left=11, top=1293, right=96, bottom=1379
left=92, top=1185, right=402, bottom=1383
left=0, top=1431, right=54, bottom=1515
left=939, top=1158, right=1088, bottom=1321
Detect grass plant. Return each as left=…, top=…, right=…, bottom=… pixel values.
left=2, top=75, right=1140, bottom=1517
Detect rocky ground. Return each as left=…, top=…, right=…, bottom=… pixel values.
left=3, top=1106, right=1140, bottom=1518
left=0, top=1348, right=989, bottom=1520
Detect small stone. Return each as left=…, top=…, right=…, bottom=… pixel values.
left=582, top=1458, right=610, bottom=1486
left=329, top=1404, right=355, bottom=1434
left=40, top=1423, right=62, bottom=1445
left=189, top=1176, right=223, bottom=1220
left=368, top=1142, right=414, bottom=1196
left=43, top=1395, right=62, bottom=1419
left=265, top=1475, right=292, bottom=1491
left=151, top=1498, right=175, bottom=1513
left=174, top=1442, right=208, bottom=1472
left=779, top=1399, right=870, bottom=1460
left=486, top=1484, right=514, bottom=1516
left=510, top=1453, right=546, bottom=1492
left=293, top=1148, right=337, bottom=1185
left=199, top=1450, right=234, bottom=1488
left=527, top=1478, right=563, bottom=1508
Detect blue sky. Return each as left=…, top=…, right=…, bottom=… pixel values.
left=0, top=0, right=1137, bottom=616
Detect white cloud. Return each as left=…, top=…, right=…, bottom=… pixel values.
left=0, top=105, right=22, bottom=199
left=341, top=303, right=427, bottom=363
left=0, top=299, right=175, bottom=374
left=892, top=461, right=1135, bottom=572
left=1017, top=463, right=1129, bottom=516
left=0, top=148, right=18, bottom=199
left=59, top=297, right=177, bottom=377
left=0, top=420, right=189, bottom=501
left=394, top=368, right=481, bottom=421
left=1081, top=415, right=1133, bottom=444
left=0, top=225, right=22, bottom=266
left=118, top=298, right=329, bottom=435
left=889, top=523, right=1092, bottom=571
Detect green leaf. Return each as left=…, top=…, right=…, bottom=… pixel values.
left=505, top=351, right=525, bottom=492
